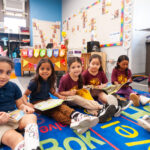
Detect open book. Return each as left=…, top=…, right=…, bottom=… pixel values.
left=34, top=99, right=64, bottom=111
left=86, top=81, right=131, bottom=95
left=8, top=109, right=25, bottom=122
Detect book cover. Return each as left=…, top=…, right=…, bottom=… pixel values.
left=9, top=109, right=25, bottom=122
left=85, top=81, right=131, bottom=95
left=34, top=99, right=64, bottom=111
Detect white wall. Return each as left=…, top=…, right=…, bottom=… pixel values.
left=62, top=0, right=130, bottom=80
left=132, top=0, right=150, bottom=74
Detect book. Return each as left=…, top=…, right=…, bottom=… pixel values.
left=76, top=88, right=94, bottom=100
left=34, top=99, right=64, bottom=111
left=8, top=109, right=25, bottom=122
left=85, top=81, right=132, bottom=95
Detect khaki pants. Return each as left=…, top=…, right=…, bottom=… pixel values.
left=0, top=120, right=19, bottom=143
left=66, top=95, right=102, bottom=115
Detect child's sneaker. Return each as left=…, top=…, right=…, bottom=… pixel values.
left=129, top=93, right=140, bottom=106
left=137, top=115, right=150, bottom=132
left=114, top=106, right=122, bottom=117
left=70, top=112, right=99, bottom=129
left=139, top=95, right=150, bottom=105
left=117, top=99, right=133, bottom=111
left=76, top=126, right=89, bottom=134
left=98, top=104, right=116, bottom=123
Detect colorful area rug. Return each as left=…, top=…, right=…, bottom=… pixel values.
left=1, top=90, right=150, bottom=150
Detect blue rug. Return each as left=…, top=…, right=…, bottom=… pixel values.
left=1, top=90, right=150, bottom=150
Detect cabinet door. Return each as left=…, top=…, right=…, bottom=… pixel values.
left=81, top=52, right=107, bottom=73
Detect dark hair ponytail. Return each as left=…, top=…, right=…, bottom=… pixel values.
left=68, top=57, right=83, bottom=89
left=115, top=55, right=129, bottom=76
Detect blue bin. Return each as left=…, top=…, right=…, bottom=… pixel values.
left=14, top=58, right=21, bottom=76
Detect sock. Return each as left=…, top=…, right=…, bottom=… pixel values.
left=71, top=111, right=80, bottom=119
left=24, top=123, right=40, bottom=150
left=14, top=140, right=25, bottom=150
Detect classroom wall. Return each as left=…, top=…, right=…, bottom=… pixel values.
left=29, top=0, right=62, bottom=46
left=132, top=0, right=150, bottom=74
left=62, top=0, right=130, bottom=80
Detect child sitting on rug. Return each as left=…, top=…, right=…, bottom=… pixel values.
left=22, top=58, right=109, bottom=134
left=59, top=56, right=117, bottom=119
left=0, top=56, right=40, bottom=150
left=111, top=55, right=150, bottom=106
left=82, top=54, right=131, bottom=117
left=82, top=54, right=111, bottom=104
left=148, top=75, right=150, bottom=93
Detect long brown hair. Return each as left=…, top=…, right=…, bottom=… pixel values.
left=115, top=55, right=129, bottom=76
left=68, top=57, right=83, bottom=89
left=32, top=58, right=56, bottom=93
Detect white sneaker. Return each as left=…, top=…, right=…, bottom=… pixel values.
left=114, top=106, right=122, bottom=117
left=118, top=100, right=133, bottom=111
left=70, top=113, right=99, bottom=129
left=76, top=127, right=89, bottom=134
left=137, top=115, right=150, bottom=132
left=140, top=95, right=150, bottom=105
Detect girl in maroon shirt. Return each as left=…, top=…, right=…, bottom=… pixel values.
left=59, top=57, right=116, bottom=122
left=82, top=54, right=110, bottom=104
left=111, top=55, right=150, bottom=106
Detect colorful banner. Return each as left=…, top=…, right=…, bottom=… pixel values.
left=21, top=49, right=28, bottom=57
left=28, top=62, right=34, bottom=69
left=34, top=64, right=37, bottom=71
left=53, top=49, right=59, bottom=57
left=23, top=59, right=28, bottom=67
left=59, top=49, right=65, bottom=57
left=55, top=61, right=60, bottom=68
left=34, top=49, right=40, bottom=57
left=40, top=49, right=46, bottom=57
left=47, top=49, right=53, bottom=57
left=60, top=59, right=66, bottom=66
left=28, top=49, right=33, bottom=57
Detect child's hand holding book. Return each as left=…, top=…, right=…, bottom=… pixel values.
left=19, top=104, right=35, bottom=114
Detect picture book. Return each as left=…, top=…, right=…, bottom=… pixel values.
left=34, top=99, right=64, bottom=111
left=85, top=81, right=132, bottom=95
left=9, top=109, right=25, bottom=122
left=76, top=88, right=94, bottom=100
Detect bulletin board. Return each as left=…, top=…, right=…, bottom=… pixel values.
left=63, top=0, right=124, bottom=48
left=32, top=19, right=61, bottom=48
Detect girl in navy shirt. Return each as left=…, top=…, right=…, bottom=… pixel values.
left=23, top=58, right=100, bottom=134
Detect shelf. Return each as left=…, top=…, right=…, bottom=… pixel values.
left=0, top=32, right=30, bottom=36
left=0, top=32, right=30, bottom=58
left=9, top=40, right=30, bottom=43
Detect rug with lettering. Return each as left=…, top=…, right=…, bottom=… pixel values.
left=1, top=90, right=150, bottom=150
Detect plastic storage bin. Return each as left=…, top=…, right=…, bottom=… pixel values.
left=14, top=58, right=21, bottom=76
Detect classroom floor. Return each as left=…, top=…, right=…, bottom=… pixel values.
left=5, top=72, right=149, bottom=150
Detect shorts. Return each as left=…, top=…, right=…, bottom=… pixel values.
left=0, top=120, right=19, bottom=143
